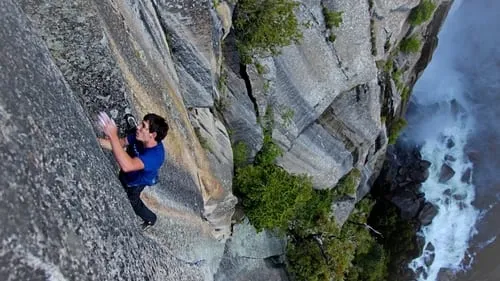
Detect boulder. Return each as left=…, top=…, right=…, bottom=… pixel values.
left=444, top=155, right=456, bottom=162
left=461, top=168, right=472, bottom=184
left=466, top=150, right=480, bottom=163
left=419, top=160, right=432, bottom=170
left=391, top=190, right=423, bottom=219
left=418, top=203, right=439, bottom=226
left=443, top=189, right=452, bottom=196
left=452, top=193, right=467, bottom=201
left=410, top=168, right=430, bottom=183
left=439, top=163, right=455, bottom=183
left=424, top=252, right=436, bottom=267
left=446, top=138, right=455, bottom=148
left=425, top=242, right=435, bottom=252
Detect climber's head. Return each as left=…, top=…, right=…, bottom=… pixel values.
left=136, top=113, right=169, bottom=144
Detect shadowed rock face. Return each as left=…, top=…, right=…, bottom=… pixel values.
left=0, top=1, right=204, bottom=280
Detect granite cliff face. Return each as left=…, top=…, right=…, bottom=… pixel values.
left=0, top=0, right=450, bottom=280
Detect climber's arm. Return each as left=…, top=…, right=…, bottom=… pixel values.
left=98, top=137, right=127, bottom=150
left=107, top=134, right=144, bottom=172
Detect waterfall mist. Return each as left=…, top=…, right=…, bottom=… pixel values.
left=402, top=0, right=500, bottom=280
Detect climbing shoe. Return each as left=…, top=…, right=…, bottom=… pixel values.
left=124, top=113, right=137, bottom=133
left=141, top=221, right=154, bottom=231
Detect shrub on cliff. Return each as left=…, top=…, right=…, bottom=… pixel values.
left=333, top=168, right=361, bottom=198
left=322, top=7, right=343, bottom=29
left=234, top=163, right=313, bottom=232
left=400, top=36, right=421, bottom=53
left=367, top=201, right=418, bottom=280
left=234, top=108, right=313, bottom=232
left=409, top=0, right=437, bottom=26
left=388, top=118, right=407, bottom=144
left=235, top=0, right=302, bottom=63
left=233, top=141, right=248, bottom=169
left=288, top=198, right=388, bottom=281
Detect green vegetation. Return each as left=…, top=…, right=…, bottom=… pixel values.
left=392, top=69, right=404, bottom=91
left=368, top=201, right=418, bottom=280
left=281, top=108, right=295, bottom=128
left=323, top=8, right=343, bottom=29
left=234, top=107, right=388, bottom=281
left=409, top=0, right=437, bottom=26
left=255, top=62, right=266, bottom=75
left=388, top=118, right=407, bottom=144
left=383, top=59, right=393, bottom=73
left=400, top=36, right=421, bottom=53
left=347, top=242, right=388, bottom=281
left=234, top=107, right=311, bottom=232
left=288, top=198, right=388, bottom=281
left=263, top=80, right=271, bottom=93
left=235, top=0, right=302, bottom=64
left=217, top=70, right=227, bottom=93
left=401, top=86, right=411, bottom=102
left=333, top=169, right=361, bottom=198
left=215, top=96, right=230, bottom=112
left=233, top=141, right=248, bottom=169
left=322, top=6, right=342, bottom=43
left=215, top=68, right=231, bottom=112
left=235, top=161, right=313, bottom=232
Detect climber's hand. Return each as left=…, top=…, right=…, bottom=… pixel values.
left=98, top=138, right=112, bottom=150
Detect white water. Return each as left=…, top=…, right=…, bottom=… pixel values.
left=405, top=1, right=483, bottom=279
left=407, top=96, right=480, bottom=279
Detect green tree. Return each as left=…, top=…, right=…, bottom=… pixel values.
left=293, top=189, right=338, bottom=236
left=234, top=164, right=313, bottom=232
left=409, top=0, right=437, bottom=26
left=288, top=198, right=385, bottom=281
left=235, top=0, right=302, bottom=63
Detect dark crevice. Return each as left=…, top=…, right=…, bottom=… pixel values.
left=239, top=63, right=260, bottom=118
left=379, top=71, right=395, bottom=120
left=150, top=0, right=172, bottom=54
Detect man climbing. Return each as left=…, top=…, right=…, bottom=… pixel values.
left=98, top=112, right=169, bottom=230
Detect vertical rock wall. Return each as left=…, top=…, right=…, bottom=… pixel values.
left=0, top=1, right=205, bottom=279
left=0, top=0, right=452, bottom=279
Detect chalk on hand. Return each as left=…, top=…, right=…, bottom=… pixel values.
left=97, top=112, right=115, bottom=131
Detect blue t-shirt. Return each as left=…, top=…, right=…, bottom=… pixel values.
left=122, top=134, right=165, bottom=187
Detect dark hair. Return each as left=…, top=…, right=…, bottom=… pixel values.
left=143, top=113, right=169, bottom=142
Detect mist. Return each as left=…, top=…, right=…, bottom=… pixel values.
left=403, top=0, right=500, bottom=280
